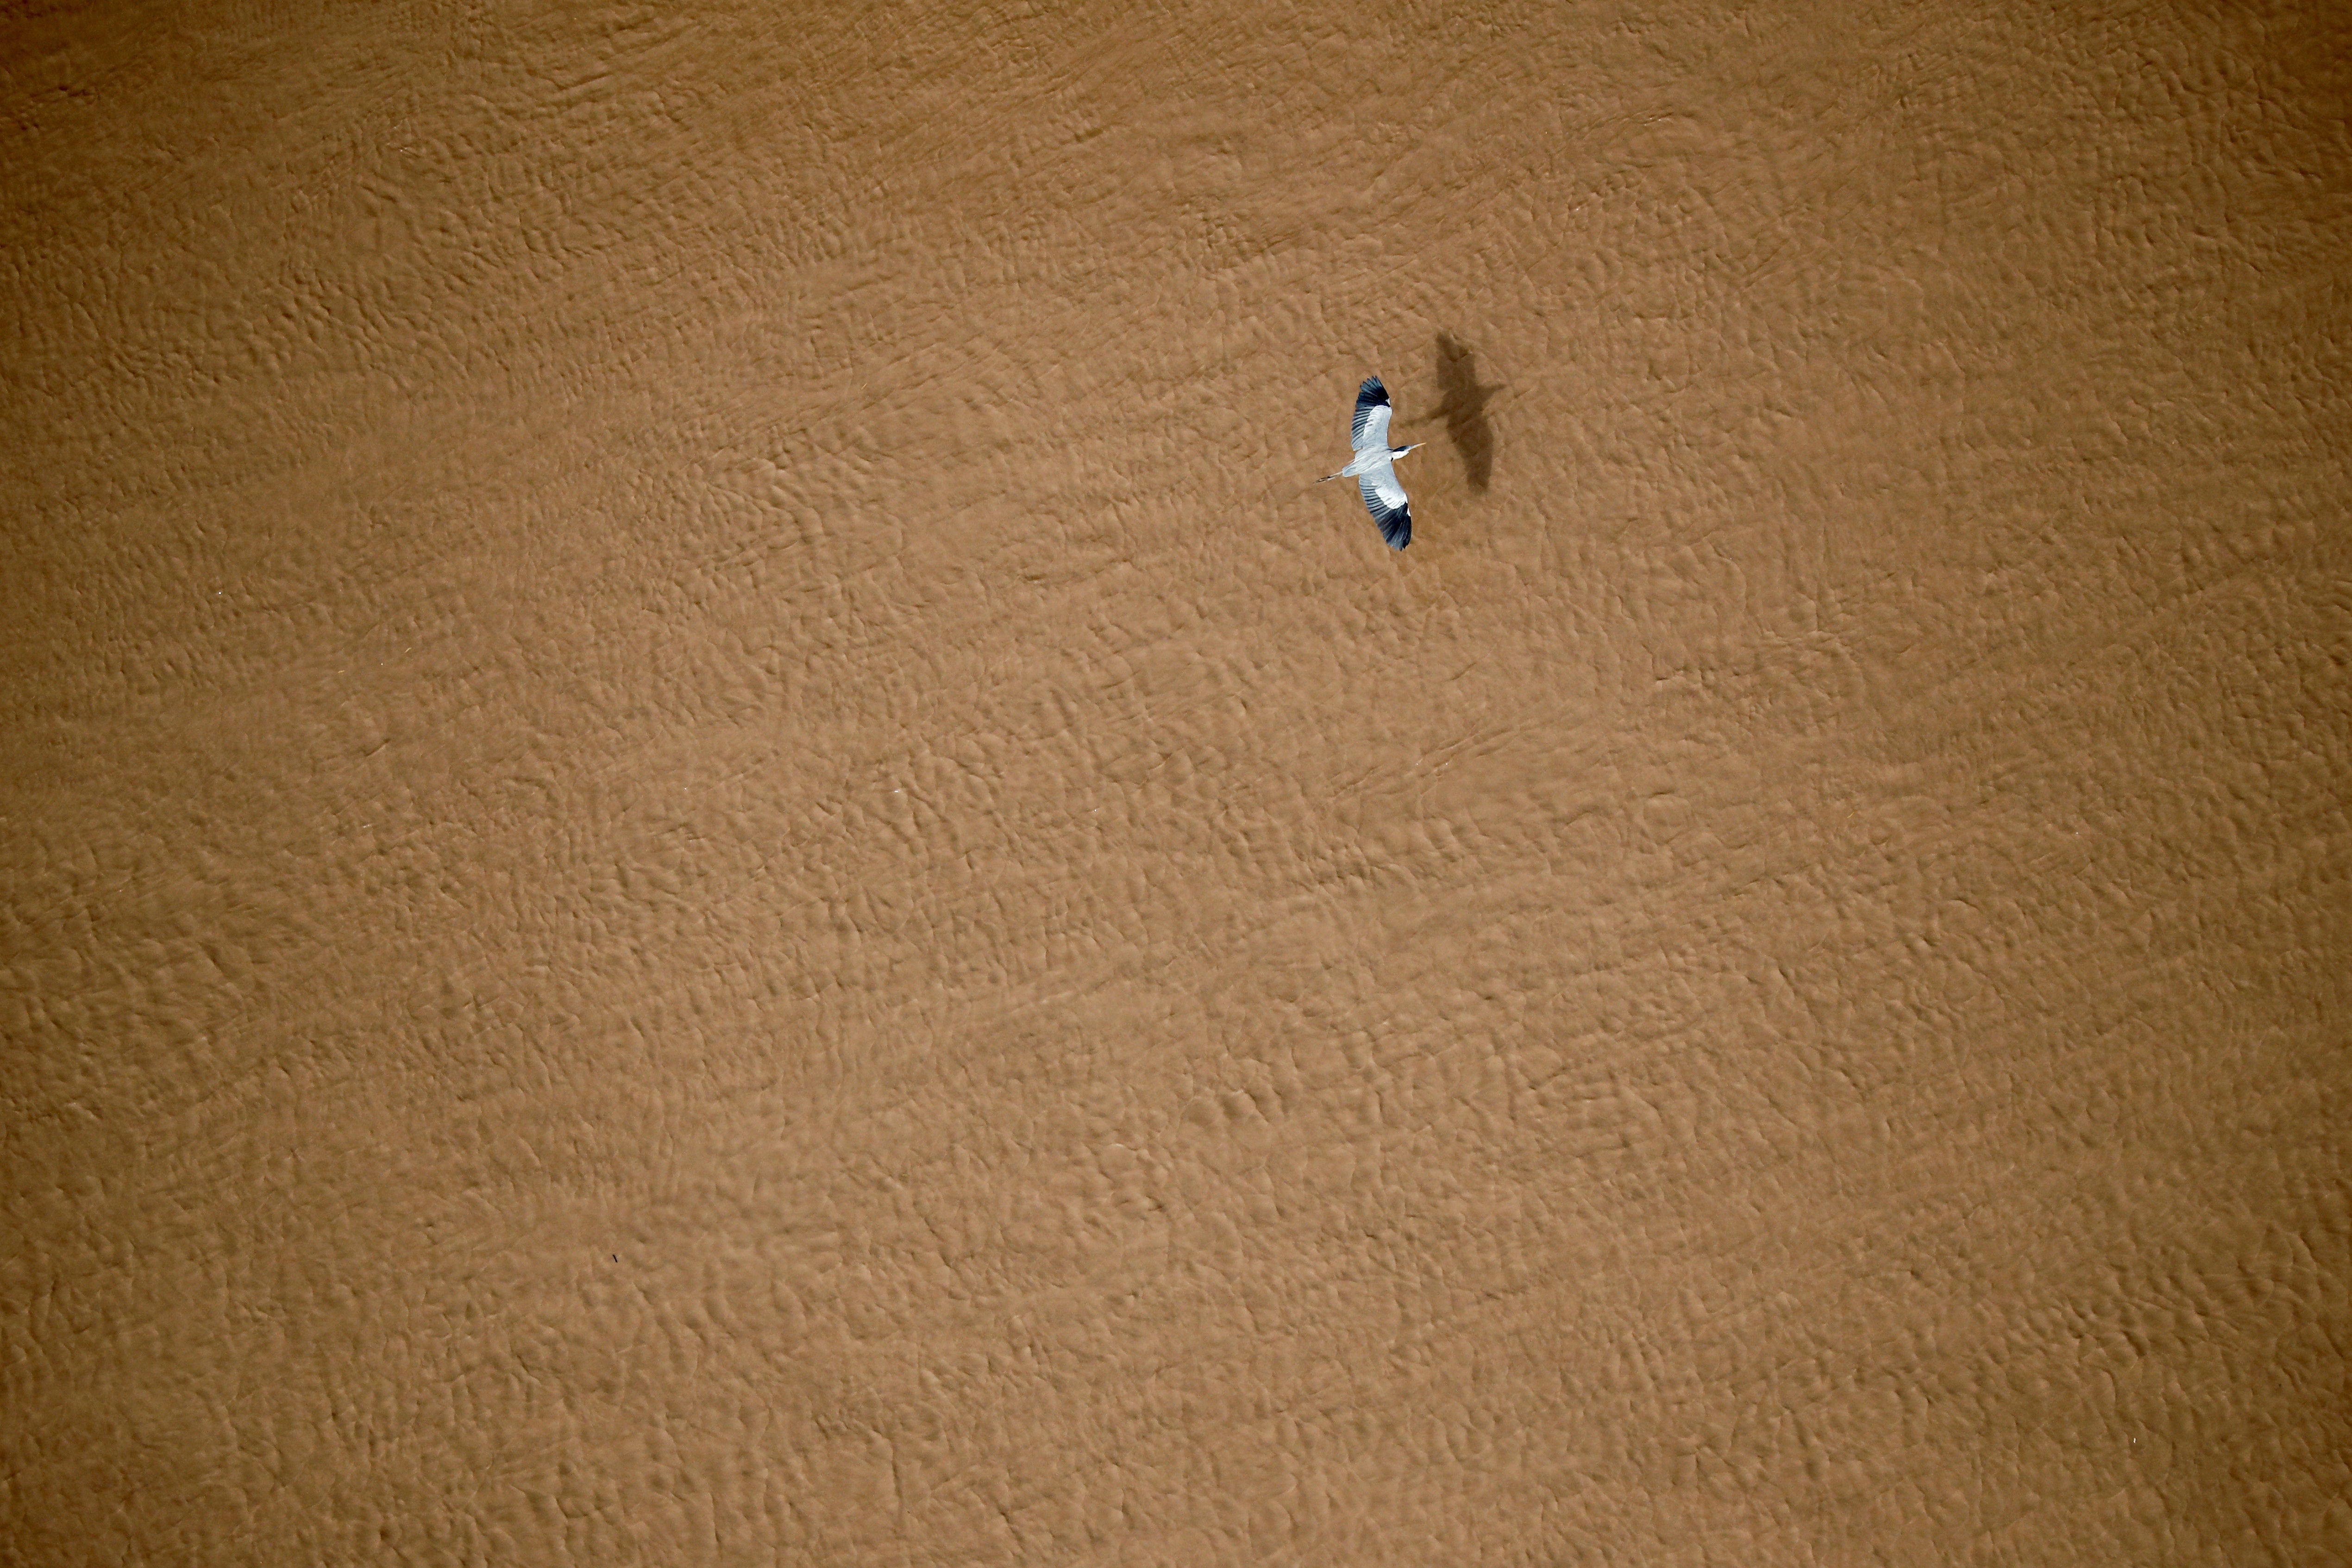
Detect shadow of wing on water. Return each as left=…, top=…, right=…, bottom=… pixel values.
left=1432, top=333, right=1502, bottom=491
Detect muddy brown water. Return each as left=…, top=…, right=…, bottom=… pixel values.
left=5, top=2, right=2348, bottom=1563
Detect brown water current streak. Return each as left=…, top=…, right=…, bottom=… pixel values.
left=4, top=0, right=2349, bottom=1563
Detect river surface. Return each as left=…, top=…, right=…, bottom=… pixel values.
left=5, top=2, right=2348, bottom=1563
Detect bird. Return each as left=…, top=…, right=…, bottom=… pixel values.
left=1318, top=374, right=1423, bottom=549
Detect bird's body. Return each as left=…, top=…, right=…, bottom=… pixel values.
left=1318, top=375, right=1421, bottom=549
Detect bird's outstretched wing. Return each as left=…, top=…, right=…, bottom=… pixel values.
left=1359, top=460, right=1411, bottom=550
left=1350, top=375, right=1394, bottom=455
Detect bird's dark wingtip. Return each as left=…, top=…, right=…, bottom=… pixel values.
left=1379, top=506, right=1411, bottom=550
left=1357, top=375, right=1389, bottom=407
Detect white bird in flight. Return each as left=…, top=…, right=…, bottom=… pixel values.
left=1318, top=374, right=1423, bottom=549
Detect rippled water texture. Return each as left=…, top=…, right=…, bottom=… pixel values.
left=6, top=1, right=2348, bottom=1562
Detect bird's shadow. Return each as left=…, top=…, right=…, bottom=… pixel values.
left=1430, top=332, right=1502, bottom=492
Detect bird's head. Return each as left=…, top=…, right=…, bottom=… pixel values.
left=1392, top=442, right=1425, bottom=459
